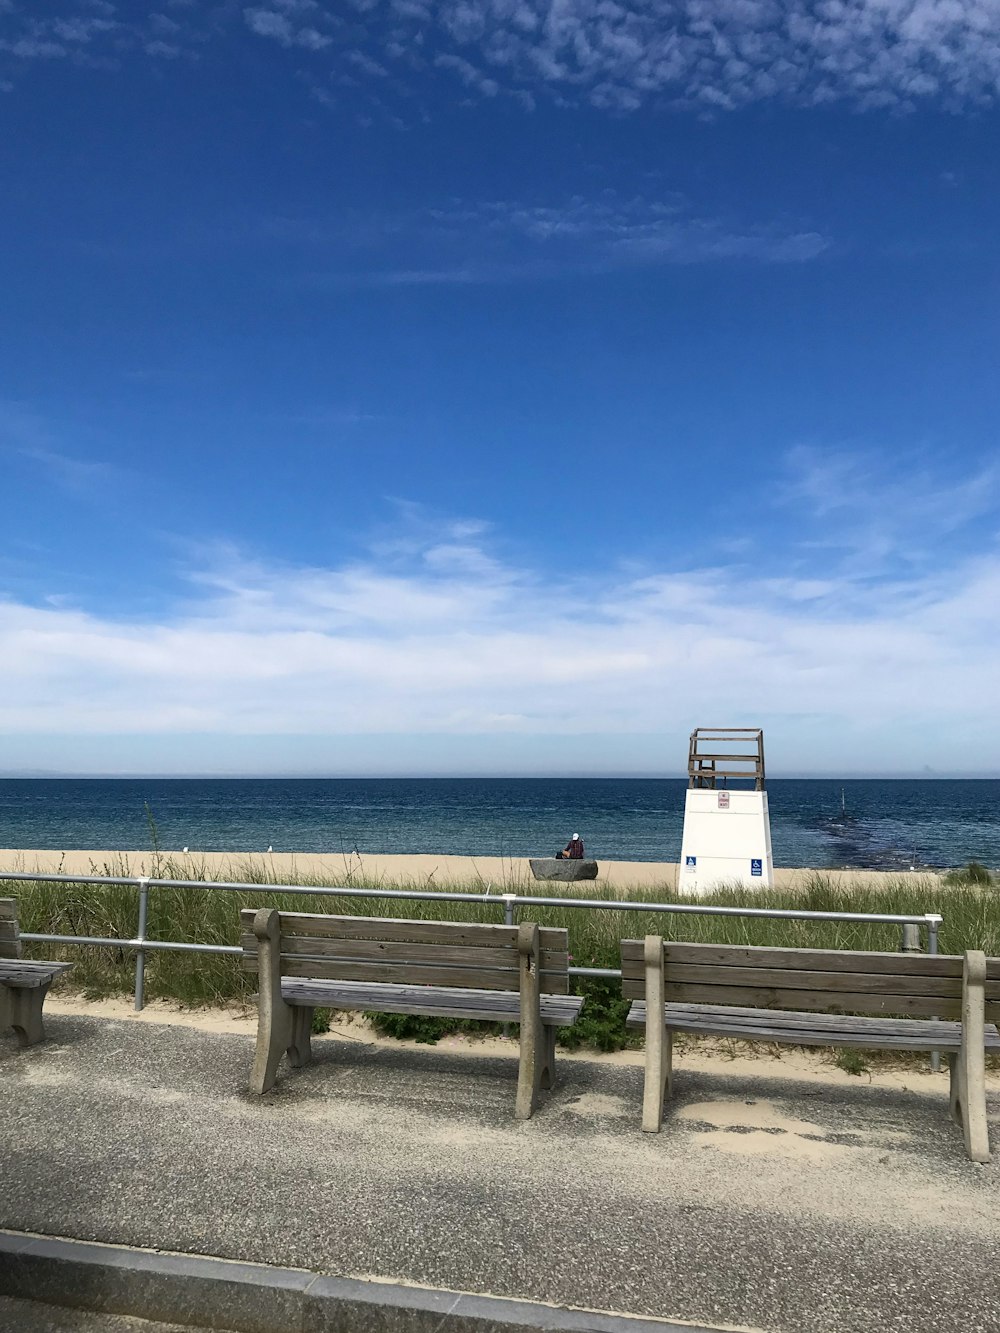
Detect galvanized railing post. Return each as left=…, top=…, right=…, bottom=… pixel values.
left=900, top=923, right=921, bottom=953
left=134, top=877, right=150, bottom=1012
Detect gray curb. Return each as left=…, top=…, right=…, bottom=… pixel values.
left=0, top=1230, right=735, bottom=1333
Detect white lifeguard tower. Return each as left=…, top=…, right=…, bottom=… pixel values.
left=678, top=727, right=774, bottom=895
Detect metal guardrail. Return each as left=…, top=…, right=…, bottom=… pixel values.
left=1, top=869, right=943, bottom=1012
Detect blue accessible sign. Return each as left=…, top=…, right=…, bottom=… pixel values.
left=750, top=859, right=763, bottom=877
left=685, top=855, right=697, bottom=868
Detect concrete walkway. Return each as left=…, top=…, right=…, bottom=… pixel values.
left=2, top=1014, right=998, bottom=1333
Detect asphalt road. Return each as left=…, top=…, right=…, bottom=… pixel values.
left=2, top=1016, right=998, bottom=1333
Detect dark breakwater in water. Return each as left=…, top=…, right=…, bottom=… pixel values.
left=0, top=778, right=998, bottom=870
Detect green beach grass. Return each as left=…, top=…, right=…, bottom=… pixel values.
left=4, top=855, right=997, bottom=1052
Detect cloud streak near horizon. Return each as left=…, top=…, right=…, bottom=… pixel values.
left=2, top=455, right=999, bottom=771
left=3, top=0, right=1000, bottom=114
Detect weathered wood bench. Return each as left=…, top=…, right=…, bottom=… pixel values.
left=621, top=937, right=1000, bottom=1163
left=0, top=898, right=73, bottom=1048
left=241, top=909, right=584, bottom=1118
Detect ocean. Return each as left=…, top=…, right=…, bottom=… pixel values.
left=0, top=778, right=998, bottom=871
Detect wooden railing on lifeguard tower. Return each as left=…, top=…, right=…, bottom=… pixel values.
left=687, top=727, right=765, bottom=791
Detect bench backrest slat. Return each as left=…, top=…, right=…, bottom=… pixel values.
left=621, top=939, right=998, bottom=1020
left=0, top=898, right=22, bottom=960
left=241, top=910, right=571, bottom=995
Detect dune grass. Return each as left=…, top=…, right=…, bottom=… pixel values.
left=5, top=855, right=998, bottom=1021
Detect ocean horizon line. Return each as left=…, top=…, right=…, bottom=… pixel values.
left=1, top=772, right=999, bottom=782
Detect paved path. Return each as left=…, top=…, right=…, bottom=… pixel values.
left=2, top=1016, right=998, bottom=1333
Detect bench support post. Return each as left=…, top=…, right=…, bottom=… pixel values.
left=516, top=922, right=544, bottom=1119
left=950, top=950, right=990, bottom=1164
left=540, top=1023, right=556, bottom=1091
left=288, top=1005, right=313, bottom=1069
left=642, top=934, right=671, bottom=1133
left=4, top=981, right=50, bottom=1048
left=249, top=908, right=294, bottom=1095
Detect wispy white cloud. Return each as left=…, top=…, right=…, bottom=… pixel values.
left=434, top=51, right=498, bottom=96
left=0, top=2, right=206, bottom=72
left=4, top=0, right=999, bottom=113
left=0, top=401, right=127, bottom=496
left=309, top=191, right=830, bottom=284
left=2, top=468, right=999, bottom=772
left=243, top=4, right=333, bottom=51
left=781, top=445, right=1000, bottom=575
left=271, top=0, right=1000, bottom=113
left=16, top=446, right=119, bottom=494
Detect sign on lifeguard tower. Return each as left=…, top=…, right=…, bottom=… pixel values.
left=678, top=728, right=774, bottom=895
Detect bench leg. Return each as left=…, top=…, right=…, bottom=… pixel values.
left=516, top=1007, right=545, bottom=1121
left=950, top=951, right=991, bottom=1164
left=249, top=907, right=294, bottom=1096
left=642, top=935, right=671, bottom=1132
left=287, top=1006, right=313, bottom=1069
left=539, top=1024, right=556, bottom=1092
left=949, top=1047, right=990, bottom=1164
left=643, top=1018, right=673, bottom=1133
left=10, top=983, right=49, bottom=1048
left=516, top=924, right=544, bottom=1120
left=251, top=996, right=293, bottom=1095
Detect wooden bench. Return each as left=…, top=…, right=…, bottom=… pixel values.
left=241, top=909, right=584, bottom=1118
left=0, top=898, right=73, bottom=1048
left=621, top=937, right=1000, bottom=1163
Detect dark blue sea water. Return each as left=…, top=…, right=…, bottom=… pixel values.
left=0, top=778, right=998, bottom=870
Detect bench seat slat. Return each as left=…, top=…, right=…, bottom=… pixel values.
left=649, top=1003, right=961, bottom=1035
left=0, top=961, right=72, bottom=988
left=279, top=977, right=584, bottom=1025
left=626, top=1001, right=1000, bottom=1052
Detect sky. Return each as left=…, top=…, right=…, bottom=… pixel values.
left=1, top=0, right=999, bottom=777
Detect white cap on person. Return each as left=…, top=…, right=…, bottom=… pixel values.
left=572, top=833, right=580, bottom=840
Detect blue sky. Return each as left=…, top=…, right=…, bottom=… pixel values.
left=1, top=0, right=999, bottom=776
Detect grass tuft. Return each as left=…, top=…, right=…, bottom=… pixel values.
left=835, top=1048, right=870, bottom=1076
left=5, top=856, right=999, bottom=1052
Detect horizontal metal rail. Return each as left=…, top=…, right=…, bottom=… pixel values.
left=0, top=870, right=941, bottom=926
left=3, top=870, right=943, bottom=1028
left=21, top=933, right=242, bottom=956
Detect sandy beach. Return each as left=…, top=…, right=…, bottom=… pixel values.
left=0, top=848, right=942, bottom=889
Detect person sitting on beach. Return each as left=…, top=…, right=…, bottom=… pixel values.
left=556, top=833, right=584, bottom=860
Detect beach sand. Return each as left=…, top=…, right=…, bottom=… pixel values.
left=43, top=992, right=977, bottom=1096
left=0, top=847, right=941, bottom=889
